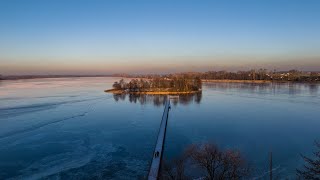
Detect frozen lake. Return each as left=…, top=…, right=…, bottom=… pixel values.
left=0, top=77, right=319, bottom=179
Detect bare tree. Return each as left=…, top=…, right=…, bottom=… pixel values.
left=112, top=81, right=121, bottom=89
left=161, top=143, right=250, bottom=180
left=186, top=143, right=250, bottom=180
left=160, top=155, right=189, bottom=180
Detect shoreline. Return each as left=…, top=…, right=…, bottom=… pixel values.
left=1, top=76, right=318, bottom=84
left=0, top=75, right=115, bottom=81
left=202, top=79, right=320, bottom=83
left=104, top=89, right=200, bottom=95
left=201, top=79, right=272, bottom=83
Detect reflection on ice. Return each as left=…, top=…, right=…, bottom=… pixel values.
left=112, top=93, right=202, bottom=106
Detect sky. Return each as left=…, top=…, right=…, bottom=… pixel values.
left=0, top=0, right=319, bottom=75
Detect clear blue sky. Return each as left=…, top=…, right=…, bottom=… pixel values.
left=0, top=0, right=319, bottom=75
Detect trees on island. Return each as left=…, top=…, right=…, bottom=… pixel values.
left=112, top=76, right=202, bottom=92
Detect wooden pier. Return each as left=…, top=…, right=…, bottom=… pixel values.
left=148, top=97, right=171, bottom=180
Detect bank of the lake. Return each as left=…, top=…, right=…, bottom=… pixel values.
left=202, top=79, right=272, bottom=83
left=104, top=88, right=200, bottom=95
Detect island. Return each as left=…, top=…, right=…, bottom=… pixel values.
left=105, top=77, right=202, bottom=95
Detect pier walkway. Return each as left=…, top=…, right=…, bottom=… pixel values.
left=148, top=97, right=171, bottom=180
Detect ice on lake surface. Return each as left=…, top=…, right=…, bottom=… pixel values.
left=0, top=77, right=319, bottom=179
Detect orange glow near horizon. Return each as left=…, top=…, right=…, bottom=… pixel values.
left=1, top=55, right=319, bottom=75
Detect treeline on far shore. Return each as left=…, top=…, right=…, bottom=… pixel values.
left=0, top=74, right=112, bottom=80
left=1, top=69, right=319, bottom=82
left=121, top=69, right=320, bottom=82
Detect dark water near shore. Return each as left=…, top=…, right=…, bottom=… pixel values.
left=0, top=77, right=319, bottom=179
